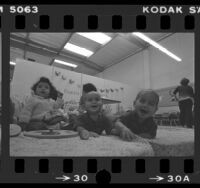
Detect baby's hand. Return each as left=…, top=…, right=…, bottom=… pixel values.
left=79, top=129, right=90, bottom=140
left=120, top=127, right=137, bottom=141
left=51, top=110, right=62, bottom=116
left=43, top=111, right=52, bottom=121
left=89, top=131, right=99, bottom=138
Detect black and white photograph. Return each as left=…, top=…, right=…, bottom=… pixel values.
left=9, top=32, right=194, bottom=156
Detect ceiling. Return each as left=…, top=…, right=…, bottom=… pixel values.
left=10, top=32, right=174, bottom=76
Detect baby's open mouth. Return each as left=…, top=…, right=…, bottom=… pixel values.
left=91, top=105, right=98, bottom=109
left=139, top=109, right=148, bottom=114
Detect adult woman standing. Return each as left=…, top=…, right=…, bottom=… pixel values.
left=173, top=78, right=194, bottom=128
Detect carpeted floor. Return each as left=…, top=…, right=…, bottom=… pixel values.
left=10, top=134, right=154, bottom=156
left=9, top=126, right=194, bottom=157
left=148, top=126, right=194, bottom=156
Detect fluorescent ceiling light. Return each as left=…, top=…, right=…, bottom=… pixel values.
left=64, top=43, right=94, bottom=57
left=77, top=32, right=112, bottom=45
left=54, top=59, right=78, bottom=68
left=132, top=32, right=182, bottom=62
left=10, top=61, right=16, bottom=65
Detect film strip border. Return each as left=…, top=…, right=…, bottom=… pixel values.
left=0, top=14, right=197, bottom=30
left=0, top=158, right=196, bottom=183
left=0, top=5, right=200, bottom=183
left=0, top=5, right=199, bottom=31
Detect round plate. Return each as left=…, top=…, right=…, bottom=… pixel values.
left=23, top=130, right=78, bottom=139
left=10, top=124, right=22, bottom=137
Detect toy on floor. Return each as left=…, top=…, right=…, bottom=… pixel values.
left=10, top=124, right=22, bottom=137
left=23, top=128, right=78, bottom=139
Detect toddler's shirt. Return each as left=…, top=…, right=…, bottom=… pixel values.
left=74, top=112, right=113, bottom=135
left=119, top=111, right=157, bottom=138
left=19, top=95, right=57, bottom=123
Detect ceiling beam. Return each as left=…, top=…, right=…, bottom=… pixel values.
left=105, top=33, right=175, bottom=69
left=10, top=38, right=104, bottom=72
left=117, top=33, right=147, bottom=49
left=88, top=33, right=118, bottom=58
left=49, top=33, right=73, bottom=65
left=10, top=34, right=104, bottom=72
left=129, top=36, right=148, bottom=48
left=23, top=33, right=30, bottom=60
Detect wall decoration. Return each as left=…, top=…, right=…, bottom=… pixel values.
left=69, top=79, right=75, bottom=84
left=55, top=71, right=61, bottom=77
left=61, top=75, right=67, bottom=80
left=52, top=67, right=82, bottom=112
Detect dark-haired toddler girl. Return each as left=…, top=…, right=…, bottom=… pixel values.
left=18, top=77, right=68, bottom=131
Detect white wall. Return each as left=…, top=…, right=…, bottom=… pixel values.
left=149, top=33, right=194, bottom=89
left=97, top=51, right=145, bottom=104
left=96, top=33, right=194, bottom=113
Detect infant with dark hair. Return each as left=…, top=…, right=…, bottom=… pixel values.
left=74, top=91, right=136, bottom=141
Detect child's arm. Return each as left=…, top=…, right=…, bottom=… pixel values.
left=76, top=126, right=99, bottom=139
left=111, top=120, right=137, bottom=141
left=76, top=126, right=88, bottom=139
left=74, top=114, right=100, bottom=139
left=53, top=98, right=64, bottom=109
left=74, top=116, right=91, bottom=140
left=173, top=86, right=179, bottom=101
left=18, top=97, right=35, bottom=123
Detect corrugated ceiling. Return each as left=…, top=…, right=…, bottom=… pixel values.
left=10, top=32, right=173, bottom=76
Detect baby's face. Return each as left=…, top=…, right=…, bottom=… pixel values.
left=134, top=93, right=158, bottom=120
left=35, top=82, right=50, bottom=98
left=84, top=92, right=102, bottom=114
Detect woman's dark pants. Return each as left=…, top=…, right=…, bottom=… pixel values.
left=178, top=99, right=193, bottom=128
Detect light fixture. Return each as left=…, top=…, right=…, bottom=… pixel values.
left=10, top=61, right=16, bottom=65
left=77, top=32, right=112, bottom=45
left=132, top=32, right=182, bottom=62
left=54, top=59, right=78, bottom=68
left=64, top=43, right=94, bottom=57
